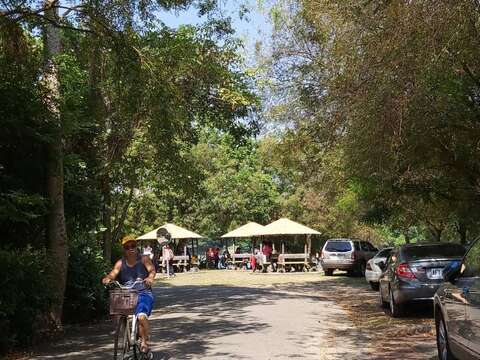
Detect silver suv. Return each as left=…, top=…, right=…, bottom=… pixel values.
left=320, top=238, right=378, bottom=276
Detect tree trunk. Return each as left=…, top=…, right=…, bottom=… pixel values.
left=429, top=226, right=443, bottom=242
left=43, top=0, right=68, bottom=329
left=86, top=33, right=113, bottom=264
left=456, top=221, right=468, bottom=245
left=102, top=178, right=113, bottom=264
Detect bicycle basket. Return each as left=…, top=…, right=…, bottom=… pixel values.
left=109, top=289, right=138, bottom=315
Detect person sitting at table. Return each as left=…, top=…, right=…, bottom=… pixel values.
left=143, top=244, right=153, bottom=259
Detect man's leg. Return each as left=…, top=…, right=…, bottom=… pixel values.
left=138, top=314, right=150, bottom=350
left=135, top=292, right=154, bottom=353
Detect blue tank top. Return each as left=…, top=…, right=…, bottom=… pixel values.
left=119, top=255, right=149, bottom=286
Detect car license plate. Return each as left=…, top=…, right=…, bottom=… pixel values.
left=427, top=268, right=443, bottom=279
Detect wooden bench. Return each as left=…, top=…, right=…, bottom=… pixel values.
left=232, top=253, right=252, bottom=269
left=277, top=253, right=311, bottom=272
left=159, top=255, right=190, bottom=272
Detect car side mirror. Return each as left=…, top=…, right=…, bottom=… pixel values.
left=443, top=260, right=461, bottom=284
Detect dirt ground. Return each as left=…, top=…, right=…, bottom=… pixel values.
left=24, top=271, right=437, bottom=360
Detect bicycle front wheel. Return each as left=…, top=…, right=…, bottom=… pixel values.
left=113, top=316, right=130, bottom=360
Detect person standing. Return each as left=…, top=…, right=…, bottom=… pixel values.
left=162, top=243, right=174, bottom=277
left=157, top=228, right=174, bottom=277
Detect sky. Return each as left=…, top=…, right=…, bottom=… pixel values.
left=158, top=0, right=273, bottom=65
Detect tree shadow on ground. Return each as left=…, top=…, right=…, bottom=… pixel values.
left=31, top=274, right=436, bottom=360
left=32, top=282, right=348, bottom=360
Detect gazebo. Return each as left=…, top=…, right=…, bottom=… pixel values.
left=137, top=223, right=204, bottom=270
left=254, top=218, right=321, bottom=271
left=221, top=222, right=265, bottom=268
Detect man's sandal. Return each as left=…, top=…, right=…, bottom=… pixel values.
left=140, top=342, right=153, bottom=359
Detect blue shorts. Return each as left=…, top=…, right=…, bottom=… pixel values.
left=135, top=291, right=154, bottom=318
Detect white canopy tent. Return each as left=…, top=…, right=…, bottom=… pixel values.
left=253, top=218, right=321, bottom=255
left=221, top=222, right=265, bottom=239
left=137, top=223, right=204, bottom=240
left=255, top=218, right=320, bottom=236
left=220, top=222, right=265, bottom=258
left=137, top=223, right=204, bottom=259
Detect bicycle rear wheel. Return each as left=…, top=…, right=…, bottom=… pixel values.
left=114, top=316, right=130, bottom=360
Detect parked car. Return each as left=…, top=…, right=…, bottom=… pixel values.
left=379, top=243, right=466, bottom=317
left=320, top=238, right=378, bottom=276
left=365, top=247, right=393, bottom=290
left=434, top=239, right=480, bottom=360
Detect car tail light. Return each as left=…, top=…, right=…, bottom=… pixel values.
left=396, top=263, right=416, bottom=280
left=366, top=262, right=372, bottom=271
left=320, top=251, right=324, bottom=259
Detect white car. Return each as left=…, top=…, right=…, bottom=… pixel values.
left=365, top=247, right=393, bottom=290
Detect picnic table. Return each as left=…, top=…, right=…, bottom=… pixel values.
left=232, top=253, right=252, bottom=269
left=277, top=253, right=311, bottom=272
left=159, top=255, right=190, bottom=272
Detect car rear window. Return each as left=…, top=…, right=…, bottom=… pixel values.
left=325, top=241, right=352, bottom=252
left=403, top=244, right=465, bottom=261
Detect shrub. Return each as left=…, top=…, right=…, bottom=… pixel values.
left=0, top=247, right=52, bottom=353
left=63, top=235, right=109, bottom=323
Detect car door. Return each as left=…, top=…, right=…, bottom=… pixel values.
left=462, top=241, right=480, bottom=356
left=379, top=250, right=397, bottom=299
left=441, top=276, right=469, bottom=352
left=360, top=241, right=369, bottom=261
left=365, top=242, right=378, bottom=261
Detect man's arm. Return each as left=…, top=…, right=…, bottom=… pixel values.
left=102, top=260, right=122, bottom=285
left=142, top=256, right=156, bottom=287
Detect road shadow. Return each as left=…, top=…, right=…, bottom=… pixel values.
left=30, top=274, right=436, bottom=360
left=31, top=281, right=347, bottom=360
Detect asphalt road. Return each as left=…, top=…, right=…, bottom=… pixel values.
left=29, top=272, right=437, bottom=360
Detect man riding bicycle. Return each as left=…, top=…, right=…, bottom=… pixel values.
left=102, top=234, right=158, bottom=355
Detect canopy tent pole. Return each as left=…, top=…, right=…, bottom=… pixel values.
left=307, top=234, right=312, bottom=254
left=281, top=242, right=285, bottom=254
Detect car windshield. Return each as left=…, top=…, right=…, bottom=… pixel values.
left=325, top=241, right=352, bottom=252
left=403, top=244, right=465, bottom=261
left=375, top=248, right=392, bottom=258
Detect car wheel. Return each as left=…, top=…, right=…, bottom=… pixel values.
left=389, top=288, right=404, bottom=317
left=436, top=312, right=455, bottom=360
left=324, top=269, right=334, bottom=276
left=378, top=286, right=388, bottom=308
left=370, top=282, right=379, bottom=291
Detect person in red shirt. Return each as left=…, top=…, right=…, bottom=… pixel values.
left=262, top=241, right=273, bottom=261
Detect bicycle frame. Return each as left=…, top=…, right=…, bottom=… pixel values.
left=109, top=280, right=146, bottom=360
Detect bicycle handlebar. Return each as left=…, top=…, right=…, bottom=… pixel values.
left=106, top=279, right=147, bottom=290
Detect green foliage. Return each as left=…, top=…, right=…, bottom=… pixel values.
left=63, top=235, right=109, bottom=323
left=0, top=248, right=52, bottom=352
left=263, top=0, right=480, bottom=243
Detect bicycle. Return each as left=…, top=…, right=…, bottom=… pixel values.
left=107, top=280, right=153, bottom=360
